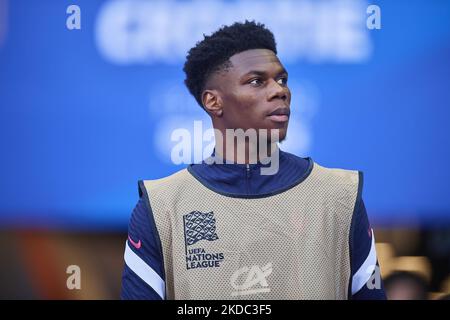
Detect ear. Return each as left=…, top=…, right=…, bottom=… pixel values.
left=202, top=89, right=223, bottom=117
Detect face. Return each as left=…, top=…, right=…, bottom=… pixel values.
left=205, top=49, right=291, bottom=142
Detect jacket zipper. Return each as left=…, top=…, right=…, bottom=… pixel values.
left=246, top=164, right=250, bottom=194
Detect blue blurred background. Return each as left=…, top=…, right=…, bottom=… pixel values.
left=0, top=0, right=449, bottom=299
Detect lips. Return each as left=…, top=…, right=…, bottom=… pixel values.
left=267, top=107, right=290, bottom=122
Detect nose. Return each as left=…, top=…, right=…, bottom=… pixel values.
left=267, top=79, right=289, bottom=102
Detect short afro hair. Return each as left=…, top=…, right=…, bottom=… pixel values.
left=183, top=20, right=277, bottom=108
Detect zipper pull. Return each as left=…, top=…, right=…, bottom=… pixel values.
left=246, top=164, right=250, bottom=178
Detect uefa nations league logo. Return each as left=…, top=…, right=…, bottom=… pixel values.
left=183, top=211, right=224, bottom=270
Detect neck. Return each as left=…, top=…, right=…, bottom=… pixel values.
left=213, top=132, right=279, bottom=165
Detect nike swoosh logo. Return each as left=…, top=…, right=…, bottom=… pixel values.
left=128, top=235, right=142, bottom=249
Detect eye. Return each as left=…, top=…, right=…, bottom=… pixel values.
left=277, top=76, right=288, bottom=86
left=248, top=78, right=263, bottom=86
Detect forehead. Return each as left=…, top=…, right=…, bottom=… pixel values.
left=228, top=49, right=284, bottom=75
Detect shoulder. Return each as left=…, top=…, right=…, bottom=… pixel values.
left=307, top=161, right=363, bottom=204
left=139, top=167, right=193, bottom=196
left=280, top=151, right=361, bottom=187
left=312, top=162, right=361, bottom=185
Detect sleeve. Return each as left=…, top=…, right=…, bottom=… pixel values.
left=349, top=198, right=386, bottom=300
left=120, top=193, right=166, bottom=300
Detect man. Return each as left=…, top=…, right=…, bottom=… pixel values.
left=121, top=21, right=386, bottom=300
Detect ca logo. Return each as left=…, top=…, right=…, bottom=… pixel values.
left=230, top=262, right=273, bottom=296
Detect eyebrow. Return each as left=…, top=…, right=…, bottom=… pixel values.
left=240, top=68, right=288, bottom=80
